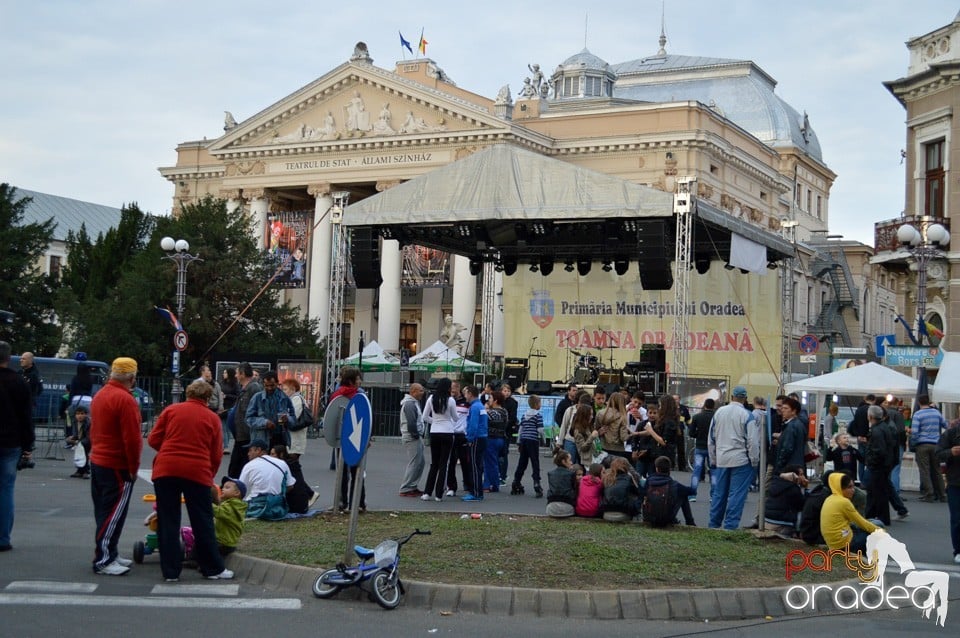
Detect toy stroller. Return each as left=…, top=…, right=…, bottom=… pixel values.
left=132, top=486, right=197, bottom=564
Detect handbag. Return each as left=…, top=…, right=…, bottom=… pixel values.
left=72, top=442, right=87, bottom=468
left=804, top=440, right=821, bottom=463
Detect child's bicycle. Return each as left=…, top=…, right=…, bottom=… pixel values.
left=312, top=528, right=431, bottom=609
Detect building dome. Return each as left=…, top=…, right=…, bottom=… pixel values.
left=558, top=48, right=610, bottom=72
left=551, top=48, right=615, bottom=101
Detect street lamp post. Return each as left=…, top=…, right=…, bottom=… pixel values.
left=160, top=236, right=202, bottom=404
left=897, top=221, right=949, bottom=399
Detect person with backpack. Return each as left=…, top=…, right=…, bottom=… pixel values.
left=763, top=466, right=808, bottom=539
left=798, top=470, right=834, bottom=545
left=643, top=456, right=696, bottom=526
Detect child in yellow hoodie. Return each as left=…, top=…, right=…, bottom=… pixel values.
left=819, top=472, right=882, bottom=555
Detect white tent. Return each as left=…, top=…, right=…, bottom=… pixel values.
left=408, top=340, right=483, bottom=372
left=783, top=362, right=918, bottom=396
left=931, top=348, right=960, bottom=402
left=338, top=340, right=400, bottom=371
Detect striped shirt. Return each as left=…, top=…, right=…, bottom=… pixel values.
left=518, top=409, right=543, bottom=442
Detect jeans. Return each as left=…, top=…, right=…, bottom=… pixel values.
left=512, top=439, right=541, bottom=486
left=563, top=439, right=580, bottom=466
left=708, top=464, right=754, bottom=530
left=399, top=434, right=425, bottom=493
left=0, top=447, right=21, bottom=547
left=153, top=475, right=224, bottom=580
left=689, top=448, right=708, bottom=494
left=850, top=520, right=885, bottom=556
left=891, top=447, right=904, bottom=493
left=948, top=485, right=960, bottom=557
left=484, top=437, right=505, bottom=490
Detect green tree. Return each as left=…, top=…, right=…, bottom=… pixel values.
left=0, top=184, right=60, bottom=352
left=61, top=196, right=322, bottom=376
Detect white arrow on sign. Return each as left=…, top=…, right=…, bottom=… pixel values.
left=348, top=405, right=362, bottom=453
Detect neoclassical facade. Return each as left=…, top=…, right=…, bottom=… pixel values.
left=159, top=37, right=892, bottom=392
left=875, top=12, right=960, bottom=357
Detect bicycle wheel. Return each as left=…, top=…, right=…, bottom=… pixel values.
left=312, top=569, right=343, bottom=599
left=371, top=570, right=401, bottom=609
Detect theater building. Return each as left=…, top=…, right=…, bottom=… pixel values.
left=160, top=36, right=877, bottom=395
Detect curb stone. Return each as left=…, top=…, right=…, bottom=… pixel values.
left=226, top=553, right=861, bottom=619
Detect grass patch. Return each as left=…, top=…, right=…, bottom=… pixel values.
left=239, top=512, right=848, bottom=589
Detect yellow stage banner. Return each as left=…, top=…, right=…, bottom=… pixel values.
left=504, top=265, right=783, bottom=397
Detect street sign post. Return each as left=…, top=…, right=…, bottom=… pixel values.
left=340, top=392, right=373, bottom=564
left=341, top=393, right=372, bottom=467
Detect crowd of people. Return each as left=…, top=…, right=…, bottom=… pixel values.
left=4, top=346, right=960, bottom=581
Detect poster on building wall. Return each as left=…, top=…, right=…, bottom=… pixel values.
left=276, top=360, right=324, bottom=422
left=401, top=244, right=450, bottom=287
left=503, top=265, right=783, bottom=398
left=263, top=211, right=312, bottom=288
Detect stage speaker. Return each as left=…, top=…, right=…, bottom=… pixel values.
left=639, top=347, right=666, bottom=372
left=574, top=368, right=593, bottom=384
left=503, top=370, right=527, bottom=390
left=597, top=371, right=622, bottom=386
left=526, top=380, right=552, bottom=394
left=350, top=228, right=383, bottom=289
left=638, top=261, right=673, bottom=290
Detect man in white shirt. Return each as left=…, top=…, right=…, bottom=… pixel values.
left=238, top=439, right=295, bottom=500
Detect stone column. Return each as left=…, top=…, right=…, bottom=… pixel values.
left=352, top=289, right=376, bottom=352
left=452, top=255, right=477, bottom=355
left=308, top=183, right=333, bottom=336
left=245, top=188, right=269, bottom=251
left=421, top=288, right=444, bottom=353
left=220, top=188, right=242, bottom=215
left=375, top=180, right=403, bottom=352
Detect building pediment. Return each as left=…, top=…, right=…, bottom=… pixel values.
left=208, top=61, right=515, bottom=156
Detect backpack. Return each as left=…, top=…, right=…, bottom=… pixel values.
left=289, top=394, right=313, bottom=432
left=642, top=481, right=676, bottom=526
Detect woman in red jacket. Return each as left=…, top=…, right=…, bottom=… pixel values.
left=148, top=380, right=231, bottom=582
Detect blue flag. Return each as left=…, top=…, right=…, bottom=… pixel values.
left=399, top=31, right=413, bottom=54
left=895, top=314, right=919, bottom=346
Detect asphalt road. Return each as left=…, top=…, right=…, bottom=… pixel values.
left=2, top=436, right=958, bottom=637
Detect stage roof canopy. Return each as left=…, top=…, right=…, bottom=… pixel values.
left=343, top=144, right=793, bottom=268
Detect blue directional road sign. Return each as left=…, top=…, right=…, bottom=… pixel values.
left=341, top=393, right=372, bottom=467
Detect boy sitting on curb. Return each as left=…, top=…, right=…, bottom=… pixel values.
left=643, top=456, right=696, bottom=527
left=215, top=477, right=249, bottom=556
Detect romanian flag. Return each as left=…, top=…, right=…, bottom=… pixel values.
left=399, top=31, right=412, bottom=54
left=925, top=321, right=945, bottom=339
left=154, top=306, right=182, bottom=331
left=418, top=29, right=428, bottom=55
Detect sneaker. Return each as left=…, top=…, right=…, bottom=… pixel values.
left=688, top=495, right=697, bottom=502
left=462, top=494, right=483, bottom=502
left=954, top=554, right=960, bottom=564
left=164, top=577, right=179, bottom=583
left=499, top=479, right=507, bottom=486
left=896, top=510, right=909, bottom=520
left=433, top=497, right=442, bottom=502
left=420, top=493, right=432, bottom=501
left=95, top=561, right=130, bottom=576
left=445, top=489, right=455, bottom=497
left=115, top=556, right=133, bottom=567
left=206, top=569, right=234, bottom=580
left=399, top=490, right=421, bottom=497
left=308, top=492, right=321, bottom=508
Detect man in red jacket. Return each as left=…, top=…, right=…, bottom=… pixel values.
left=89, top=357, right=142, bottom=575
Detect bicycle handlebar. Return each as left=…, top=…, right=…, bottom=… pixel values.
left=397, top=528, right=432, bottom=546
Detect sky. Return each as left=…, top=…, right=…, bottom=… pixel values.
left=0, top=1, right=952, bottom=244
